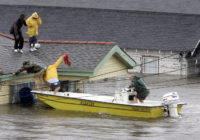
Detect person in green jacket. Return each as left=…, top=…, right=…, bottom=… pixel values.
left=14, top=61, right=45, bottom=89
left=128, top=75, right=150, bottom=103
left=14, top=61, right=42, bottom=75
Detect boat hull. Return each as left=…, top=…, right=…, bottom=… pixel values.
left=35, top=93, right=184, bottom=118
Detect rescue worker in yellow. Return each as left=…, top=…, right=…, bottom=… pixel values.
left=26, top=12, right=42, bottom=52
left=45, top=54, right=67, bottom=94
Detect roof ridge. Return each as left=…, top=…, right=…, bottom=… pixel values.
left=0, top=33, right=115, bottom=45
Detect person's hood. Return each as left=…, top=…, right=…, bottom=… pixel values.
left=32, top=12, right=39, bottom=19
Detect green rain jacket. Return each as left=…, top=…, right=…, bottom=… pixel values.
left=14, top=62, right=42, bottom=75
left=129, top=76, right=150, bottom=94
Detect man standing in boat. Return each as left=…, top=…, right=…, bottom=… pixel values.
left=45, top=53, right=71, bottom=94
left=128, top=75, right=149, bottom=103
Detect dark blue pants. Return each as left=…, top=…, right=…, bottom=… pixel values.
left=29, top=36, right=37, bottom=46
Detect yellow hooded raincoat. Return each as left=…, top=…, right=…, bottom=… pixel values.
left=26, top=12, right=42, bottom=37
left=45, top=56, right=63, bottom=81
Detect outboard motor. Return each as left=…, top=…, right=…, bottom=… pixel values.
left=162, top=92, right=180, bottom=117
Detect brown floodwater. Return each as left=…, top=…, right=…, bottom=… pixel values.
left=0, top=75, right=199, bottom=140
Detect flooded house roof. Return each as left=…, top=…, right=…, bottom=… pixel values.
left=0, top=5, right=200, bottom=53
left=0, top=35, right=135, bottom=77
left=1, top=0, right=200, bottom=15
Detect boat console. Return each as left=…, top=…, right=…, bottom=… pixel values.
left=113, top=88, right=136, bottom=104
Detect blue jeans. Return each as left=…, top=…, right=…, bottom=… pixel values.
left=29, top=36, right=37, bottom=45
left=50, top=81, right=61, bottom=91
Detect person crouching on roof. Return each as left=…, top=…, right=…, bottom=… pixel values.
left=45, top=54, right=71, bottom=94
left=14, top=61, right=45, bottom=89
left=26, top=12, right=42, bottom=52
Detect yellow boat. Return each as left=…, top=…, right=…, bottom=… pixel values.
left=32, top=89, right=185, bottom=118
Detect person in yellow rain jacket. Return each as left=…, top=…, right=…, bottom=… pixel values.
left=26, top=12, right=42, bottom=52
left=45, top=54, right=66, bottom=94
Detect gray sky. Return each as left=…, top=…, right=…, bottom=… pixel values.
left=0, top=0, right=200, bottom=15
